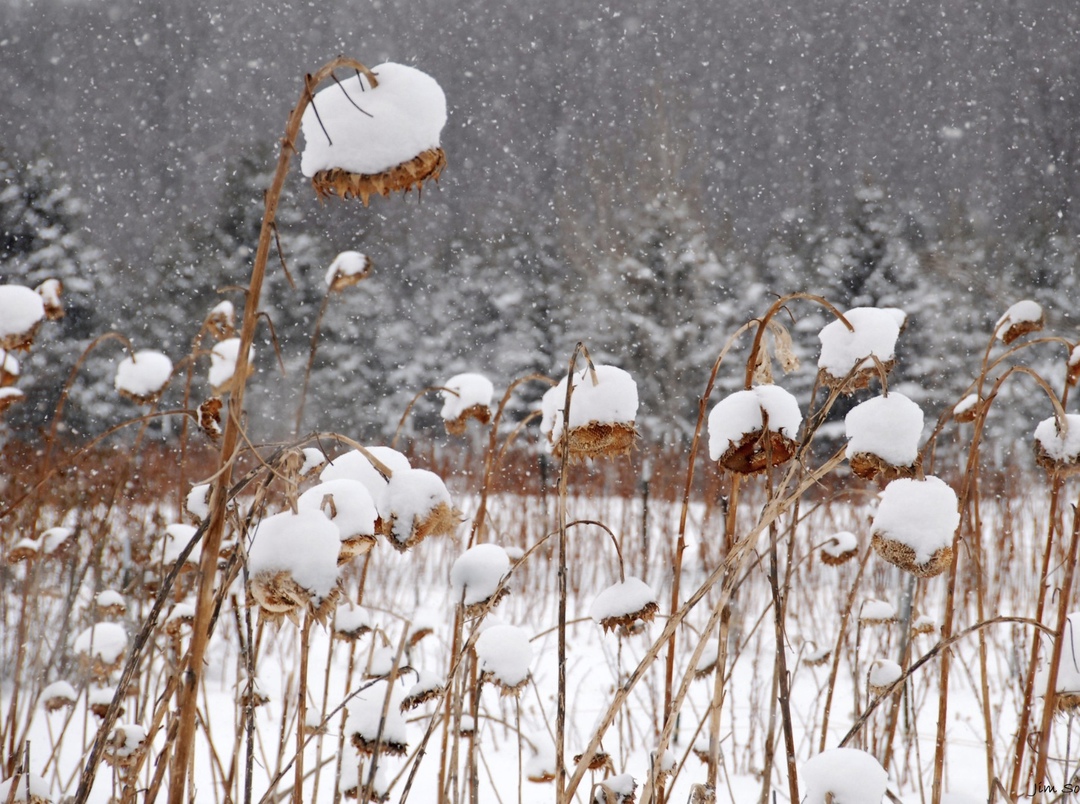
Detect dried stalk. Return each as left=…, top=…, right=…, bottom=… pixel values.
left=389, top=385, right=457, bottom=449
left=1030, top=497, right=1080, bottom=798
left=1010, top=475, right=1065, bottom=796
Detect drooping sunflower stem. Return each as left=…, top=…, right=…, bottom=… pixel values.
left=390, top=386, right=458, bottom=449
left=162, top=56, right=377, bottom=804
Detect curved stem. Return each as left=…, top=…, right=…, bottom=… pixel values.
left=162, top=55, right=376, bottom=804
left=1031, top=497, right=1080, bottom=796
left=839, top=616, right=1053, bottom=748
left=573, top=447, right=847, bottom=804
left=565, top=519, right=626, bottom=583
left=390, top=386, right=458, bottom=450
left=40, top=331, right=133, bottom=478
left=868, top=353, right=890, bottom=396
left=555, top=342, right=589, bottom=804
left=931, top=356, right=1066, bottom=802
left=306, top=431, right=396, bottom=478
left=742, top=292, right=853, bottom=390
left=657, top=320, right=754, bottom=803
left=1010, top=474, right=1064, bottom=796
left=71, top=455, right=276, bottom=803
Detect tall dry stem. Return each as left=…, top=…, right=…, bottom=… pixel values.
left=163, top=57, right=376, bottom=804
left=1030, top=496, right=1080, bottom=799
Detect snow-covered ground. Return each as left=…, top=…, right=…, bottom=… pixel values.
left=4, top=474, right=1075, bottom=803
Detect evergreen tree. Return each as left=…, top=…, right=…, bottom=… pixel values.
left=371, top=223, right=570, bottom=445
left=0, top=151, right=111, bottom=437
left=581, top=189, right=752, bottom=441
left=811, top=181, right=921, bottom=309
left=204, top=147, right=334, bottom=438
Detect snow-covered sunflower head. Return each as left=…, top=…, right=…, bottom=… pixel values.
left=301, top=62, right=447, bottom=205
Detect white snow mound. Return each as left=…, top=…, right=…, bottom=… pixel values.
left=953, top=394, right=978, bottom=418
left=115, top=350, right=173, bottom=399
left=451, top=543, right=510, bottom=606
left=0, top=350, right=19, bottom=378
left=1034, top=414, right=1080, bottom=462
left=325, top=250, right=371, bottom=287
left=474, top=624, right=532, bottom=688
left=321, top=447, right=411, bottom=515
left=301, top=63, right=446, bottom=177
left=707, top=384, right=801, bottom=461
left=248, top=509, right=341, bottom=598
left=40, top=680, right=78, bottom=707
left=0, top=772, right=51, bottom=803
left=996, top=299, right=1043, bottom=340
left=818, top=307, right=903, bottom=377
left=845, top=392, right=923, bottom=465
left=185, top=484, right=211, bottom=521
left=298, top=479, right=377, bottom=541
left=209, top=337, right=253, bottom=392
left=868, top=658, right=903, bottom=690
left=384, top=468, right=453, bottom=544
left=345, top=680, right=408, bottom=747
left=441, top=373, right=495, bottom=421
left=871, top=476, right=960, bottom=564
left=0, top=285, right=45, bottom=343
left=541, top=364, right=638, bottom=444
left=40, top=527, right=72, bottom=555
left=73, top=622, right=127, bottom=664
left=822, top=531, right=858, bottom=558
left=589, top=577, right=657, bottom=624
left=860, top=599, right=896, bottom=623
left=162, top=523, right=198, bottom=566
left=801, top=747, right=887, bottom=803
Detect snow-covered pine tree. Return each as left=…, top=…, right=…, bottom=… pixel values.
left=582, top=188, right=752, bottom=441
left=210, top=147, right=333, bottom=437
left=806, top=181, right=973, bottom=432
left=485, top=224, right=570, bottom=417
left=373, top=223, right=568, bottom=445
left=811, top=180, right=921, bottom=310
left=0, top=150, right=112, bottom=437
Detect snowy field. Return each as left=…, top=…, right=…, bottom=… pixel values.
left=3, top=467, right=1078, bottom=803
left=4, top=282, right=1080, bottom=804
left=2, top=57, right=1079, bottom=802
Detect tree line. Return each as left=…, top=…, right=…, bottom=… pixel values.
left=0, top=0, right=1077, bottom=447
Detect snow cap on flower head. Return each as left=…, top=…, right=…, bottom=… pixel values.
left=302, top=63, right=447, bottom=205
left=541, top=364, right=638, bottom=462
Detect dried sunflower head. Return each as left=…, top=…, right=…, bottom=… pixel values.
left=708, top=385, right=801, bottom=476
left=541, top=365, right=639, bottom=462
left=995, top=299, right=1044, bottom=345
left=589, top=577, right=658, bottom=634
left=325, top=251, right=373, bottom=292
left=0, top=285, right=46, bottom=351
left=247, top=509, right=342, bottom=625
left=300, top=63, right=447, bottom=206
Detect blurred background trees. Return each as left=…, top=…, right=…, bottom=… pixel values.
left=0, top=0, right=1077, bottom=444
